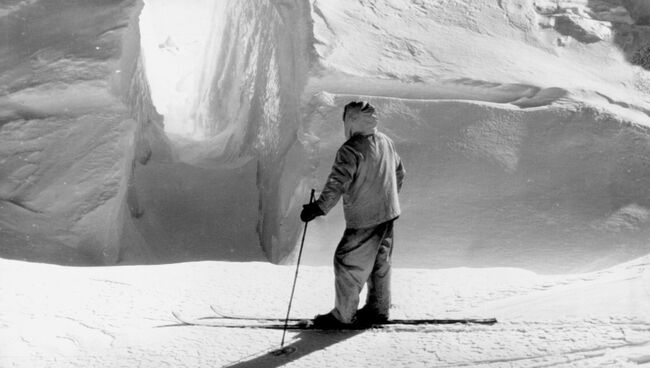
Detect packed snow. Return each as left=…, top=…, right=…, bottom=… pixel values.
left=2, top=0, right=650, bottom=366
left=1, top=255, right=648, bottom=367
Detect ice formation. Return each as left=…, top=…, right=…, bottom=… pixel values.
left=1, top=0, right=650, bottom=272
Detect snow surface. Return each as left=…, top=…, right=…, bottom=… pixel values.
left=2, top=0, right=650, bottom=365
left=1, top=256, right=648, bottom=367
left=133, top=0, right=650, bottom=269
left=297, top=0, right=650, bottom=272
left=3, top=0, right=650, bottom=269
left=0, top=0, right=151, bottom=265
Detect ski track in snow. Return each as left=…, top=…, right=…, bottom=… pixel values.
left=0, top=256, right=648, bottom=367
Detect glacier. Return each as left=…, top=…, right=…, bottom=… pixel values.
left=1, top=0, right=650, bottom=273
left=2, top=1, right=650, bottom=366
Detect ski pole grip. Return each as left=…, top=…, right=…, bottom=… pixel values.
left=309, top=188, right=315, bottom=204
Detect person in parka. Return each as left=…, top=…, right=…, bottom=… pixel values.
left=301, top=101, right=405, bottom=328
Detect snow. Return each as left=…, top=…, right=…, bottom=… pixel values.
left=285, top=0, right=650, bottom=272
left=2, top=0, right=650, bottom=365
left=0, top=0, right=151, bottom=265
left=297, top=0, right=650, bottom=269
left=301, top=95, right=650, bottom=273
left=3, top=0, right=650, bottom=267
left=139, top=0, right=224, bottom=139
left=0, top=256, right=648, bottom=367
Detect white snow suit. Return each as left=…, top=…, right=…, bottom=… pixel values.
left=315, top=104, right=405, bottom=323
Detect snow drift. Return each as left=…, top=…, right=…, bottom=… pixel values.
left=1, top=0, right=650, bottom=272
left=0, top=0, right=158, bottom=265
left=299, top=0, right=650, bottom=272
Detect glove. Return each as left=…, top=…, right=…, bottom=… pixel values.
left=300, top=202, right=324, bottom=222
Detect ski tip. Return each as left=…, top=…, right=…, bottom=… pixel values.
left=209, top=305, right=221, bottom=316
left=269, top=346, right=297, bottom=356
left=171, top=311, right=190, bottom=325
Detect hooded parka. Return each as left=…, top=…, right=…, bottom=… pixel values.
left=313, top=101, right=405, bottom=324
left=315, top=104, right=405, bottom=228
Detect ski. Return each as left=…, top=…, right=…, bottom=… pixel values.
left=174, top=311, right=497, bottom=329
left=210, top=305, right=304, bottom=323
left=172, top=311, right=311, bottom=329
left=209, top=305, right=497, bottom=325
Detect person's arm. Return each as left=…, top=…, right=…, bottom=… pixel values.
left=396, top=153, right=405, bottom=193
left=316, top=145, right=359, bottom=214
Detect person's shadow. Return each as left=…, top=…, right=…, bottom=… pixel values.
left=222, top=329, right=364, bottom=368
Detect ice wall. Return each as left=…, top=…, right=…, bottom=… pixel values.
left=0, top=0, right=164, bottom=264
left=302, top=94, right=650, bottom=272
left=0, top=0, right=313, bottom=265
left=132, top=0, right=650, bottom=268
left=131, top=0, right=313, bottom=263
left=297, top=0, right=650, bottom=272
left=3, top=0, right=650, bottom=271
left=139, top=0, right=223, bottom=140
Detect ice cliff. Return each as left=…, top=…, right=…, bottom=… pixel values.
left=1, top=0, right=650, bottom=272
left=0, top=0, right=161, bottom=264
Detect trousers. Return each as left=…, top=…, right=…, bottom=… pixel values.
left=331, top=220, right=394, bottom=323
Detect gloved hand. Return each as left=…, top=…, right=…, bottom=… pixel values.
left=300, top=202, right=324, bottom=222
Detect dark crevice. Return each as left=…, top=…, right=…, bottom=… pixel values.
left=587, top=0, right=650, bottom=70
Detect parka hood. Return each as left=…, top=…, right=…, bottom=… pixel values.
left=343, top=101, right=378, bottom=139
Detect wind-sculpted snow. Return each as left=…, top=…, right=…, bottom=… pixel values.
left=2, top=0, right=650, bottom=270
left=0, top=0, right=155, bottom=264
left=293, top=0, right=650, bottom=272
left=301, top=94, right=650, bottom=272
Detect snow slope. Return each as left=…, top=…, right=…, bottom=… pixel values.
left=296, top=0, right=650, bottom=272
left=66, top=0, right=637, bottom=271
left=136, top=0, right=650, bottom=269
left=3, top=0, right=650, bottom=272
left=302, top=94, right=650, bottom=273
left=0, top=256, right=648, bottom=367
left=3, top=1, right=650, bottom=366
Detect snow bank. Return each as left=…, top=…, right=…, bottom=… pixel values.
left=301, top=94, right=650, bottom=273
left=0, top=0, right=164, bottom=264
left=2, top=0, right=650, bottom=271
left=296, top=0, right=650, bottom=272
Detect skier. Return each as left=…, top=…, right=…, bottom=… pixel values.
left=300, top=101, right=405, bottom=329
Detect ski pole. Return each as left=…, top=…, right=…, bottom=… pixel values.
left=279, top=188, right=315, bottom=350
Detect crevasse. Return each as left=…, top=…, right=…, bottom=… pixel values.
left=135, top=0, right=313, bottom=263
